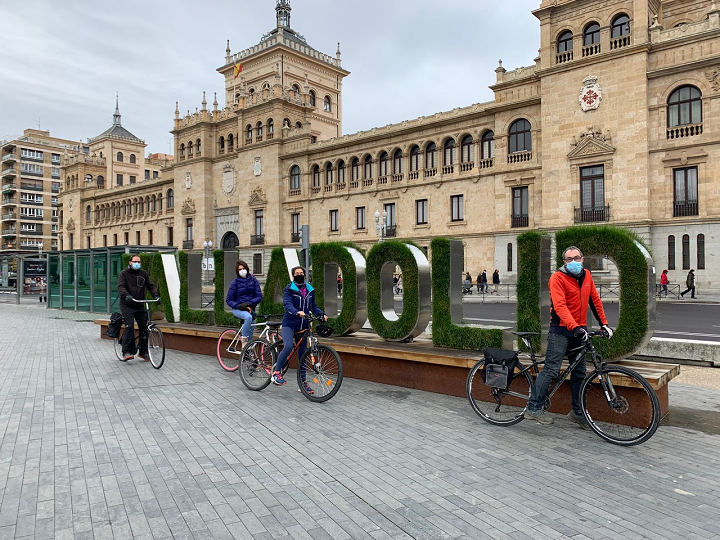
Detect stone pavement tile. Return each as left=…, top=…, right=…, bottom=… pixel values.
left=147, top=515, right=173, bottom=538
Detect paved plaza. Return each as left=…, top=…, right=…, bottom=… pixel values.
left=0, top=305, right=719, bottom=539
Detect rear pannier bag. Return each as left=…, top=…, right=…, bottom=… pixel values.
left=106, top=312, right=123, bottom=338
left=482, top=348, right=519, bottom=389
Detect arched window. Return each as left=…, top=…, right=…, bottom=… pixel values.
left=364, top=155, right=373, bottom=179
left=584, top=22, right=600, bottom=45
left=444, top=138, right=456, bottom=166
left=128, top=200, right=132, bottom=216
left=508, top=119, right=531, bottom=153
left=256, top=121, right=263, bottom=139
left=86, top=205, right=91, bottom=222
left=291, top=84, right=300, bottom=96
left=219, top=136, right=225, bottom=151
left=95, top=206, right=100, bottom=221
left=697, top=234, right=705, bottom=270
left=312, top=165, right=321, bottom=187
left=248, top=88, right=255, bottom=97
left=139, top=198, right=144, bottom=214
left=557, top=31, right=573, bottom=53
left=188, top=141, right=193, bottom=155
left=410, top=145, right=420, bottom=172
left=295, top=121, right=302, bottom=129
left=325, top=163, right=333, bottom=185
left=426, top=142, right=437, bottom=169
left=117, top=152, right=123, bottom=162
left=393, top=149, right=403, bottom=174
left=267, top=119, right=274, bottom=136
left=351, top=157, right=360, bottom=181
left=129, top=154, right=136, bottom=164
left=196, top=139, right=201, bottom=154
left=612, top=14, right=630, bottom=38
left=180, top=144, right=185, bottom=157
left=337, top=160, right=346, bottom=183
left=152, top=195, right=157, bottom=212
left=309, top=90, right=316, bottom=107
left=668, top=86, right=702, bottom=127
left=379, top=152, right=389, bottom=177
left=167, top=189, right=174, bottom=209
left=246, top=125, right=252, bottom=141
left=228, top=133, right=234, bottom=151
left=668, top=235, right=676, bottom=270
left=460, top=135, right=473, bottom=163
left=324, top=95, right=331, bottom=112
left=97, top=175, right=104, bottom=188
left=290, top=165, right=301, bottom=190
left=682, top=234, right=691, bottom=269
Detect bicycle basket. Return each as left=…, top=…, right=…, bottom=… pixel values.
left=482, top=348, right=519, bottom=390
left=315, top=324, right=334, bottom=338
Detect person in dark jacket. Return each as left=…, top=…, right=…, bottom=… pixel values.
left=480, top=270, right=488, bottom=293
left=117, top=254, right=160, bottom=361
left=225, top=260, right=263, bottom=343
left=681, top=269, right=696, bottom=298
left=492, top=269, right=500, bottom=294
left=272, top=266, right=327, bottom=388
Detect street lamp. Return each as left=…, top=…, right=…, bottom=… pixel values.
left=374, top=209, right=387, bottom=243
left=202, top=238, right=213, bottom=286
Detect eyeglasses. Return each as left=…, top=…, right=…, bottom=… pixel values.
left=564, top=256, right=583, bottom=262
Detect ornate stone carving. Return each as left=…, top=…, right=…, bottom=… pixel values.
left=248, top=188, right=267, bottom=207
left=705, top=67, right=720, bottom=90
left=66, top=218, right=75, bottom=232
left=181, top=199, right=196, bottom=215
left=567, top=127, right=615, bottom=160
left=579, top=75, right=602, bottom=112
left=222, top=164, right=236, bottom=196
left=253, top=156, right=262, bottom=176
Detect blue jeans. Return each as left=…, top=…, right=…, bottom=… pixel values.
left=232, top=309, right=254, bottom=339
left=528, top=332, right=586, bottom=415
left=275, top=326, right=308, bottom=375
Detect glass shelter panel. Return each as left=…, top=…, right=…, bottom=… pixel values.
left=76, top=253, right=91, bottom=311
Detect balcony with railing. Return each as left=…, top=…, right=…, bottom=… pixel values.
left=336, top=182, right=346, bottom=191
left=1, top=197, right=16, bottom=206
left=2, top=168, right=17, bottom=179
left=182, top=240, right=194, bottom=250
left=442, top=165, right=454, bottom=174
left=582, top=44, right=601, bottom=57
left=424, top=168, right=437, bottom=178
left=478, top=158, right=494, bottom=169
left=673, top=201, right=699, bottom=217
left=1, top=153, right=17, bottom=164
left=511, top=214, right=529, bottom=228
left=289, top=187, right=301, bottom=197
left=408, top=171, right=419, bottom=180
left=384, top=225, right=397, bottom=238
left=556, top=50, right=573, bottom=64
left=1, top=227, right=16, bottom=237
left=377, top=176, right=388, bottom=185
left=1, top=213, right=17, bottom=221
left=2, top=183, right=17, bottom=193
left=250, top=234, right=265, bottom=245
left=508, top=151, right=532, bottom=164
left=574, top=205, right=610, bottom=223
left=362, top=179, right=373, bottom=187
left=459, top=162, right=473, bottom=172
left=667, top=123, right=702, bottom=140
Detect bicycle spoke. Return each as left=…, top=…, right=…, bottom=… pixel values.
left=298, top=345, right=343, bottom=402
left=467, top=360, right=531, bottom=426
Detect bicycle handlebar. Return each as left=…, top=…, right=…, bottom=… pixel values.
left=128, top=297, right=161, bottom=304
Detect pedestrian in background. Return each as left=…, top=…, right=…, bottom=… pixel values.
left=480, top=270, right=488, bottom=293
left=492, top=269, right=500, bottom=295
left=476, top=272, right=482, bottom=293
left=681, top=269, right=696, bottom=299
left=660, top=269, right=669, bottom=297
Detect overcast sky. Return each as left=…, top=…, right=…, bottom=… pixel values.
left=0, top=0, right=540, bottom=154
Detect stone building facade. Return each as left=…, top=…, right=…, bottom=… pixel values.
left=64, top=0, right=720, bottom=288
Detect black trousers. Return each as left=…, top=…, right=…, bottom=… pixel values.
left=121, top=309, right=149, bottom=355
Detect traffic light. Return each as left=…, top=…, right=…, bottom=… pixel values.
left=298, top=224, right=309, bottom=250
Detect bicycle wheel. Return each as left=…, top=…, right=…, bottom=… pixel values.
left=216, top=329, right=242, bottom=372
left=580, top=365, right=660, bottom=446
left=239, top=338, right=275, bottom=391
left=297, top=344, right=343, bottom=403
left=147, top=325, right=165, bottom=369
left=467, top=359, right=532, bottom=426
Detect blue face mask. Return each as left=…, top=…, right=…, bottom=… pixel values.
left=566, top=261, right=583, bottom=275
left=131, top=262, right=141, bottom=270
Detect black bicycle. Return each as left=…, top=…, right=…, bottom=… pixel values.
left=113, top=298, right=165, bottom=369
left=466, top=330, right=661, bottom=446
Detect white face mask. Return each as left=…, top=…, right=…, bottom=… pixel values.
left=239, top=269, right=248, bottom=278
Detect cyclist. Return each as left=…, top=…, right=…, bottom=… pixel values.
left=525, top=246, right=613, bottom=428
left=117, top=255, right=160, bottom=362
left=225, top=260, right=263, bottom=345
left=272, top=266, right=327, bottom=388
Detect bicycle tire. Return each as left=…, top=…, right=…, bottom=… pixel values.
left=297, top=344, right=343, bottom=403
left=114, top=336, right=124, bottom=360
left=216, top=329, right=242, bottom=372
left=239, top=338, right=276, bottom=391
left=147, top=325, right=165, bottom=369
left=466, top=359, right=532, bottom=426
left=580, top=365, right=661, bottom=446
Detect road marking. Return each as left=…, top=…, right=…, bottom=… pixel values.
left=654, top=330, right=720, bottom=339
left=465, top=318, right=516, bottom=324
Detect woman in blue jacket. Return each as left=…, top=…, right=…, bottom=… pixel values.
left=225, top=260, right=263, bottom=343
left=272, top=266, right=327, bottom=387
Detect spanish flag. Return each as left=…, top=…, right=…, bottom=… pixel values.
left=233, top=63, right=243, bottom=79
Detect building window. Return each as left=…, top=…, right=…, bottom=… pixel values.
left=508, top=119, right=531, bottom=153
left=584, top=22, right=600, bottom=45
left=148, top=230, right=153, bottom=245
left=324, top=95, right=331, bottom=112
left=481, top=131, right=495, bottom=159
left=103, top=235, right=107, bottom=247
left=219, top=136, right=225, bottom=151
left=51, top=153, right=60, bottom=164
left=153, top=171, right=158, bottom=179
left=611, top=14, right=630, bottom=38
left=351, top=158, right=360, bottom=181
left=384, top=203, right=396, bottom=227
left=393, top=149, right=403, bottom=174
left=267, top=119, right=274, bottom=136
left=579, top=165, right=606, bottom=222
left=168, top=227, right=173, bottom=246
left=325, top=163, right=333, bottom=185
left=507, top=243, right=513, bottom=272
left=290, top=165, right=301, bottom=190
left=682, top=234, right=690, bottom=270
left=443, top=139, right=456, bottom=166
left=668, top=235, right=676, bottom=270
left=329, top=209, right=339, bottom=232
left=410, top=146, right=420, bottom=172
left=255, top=210, right=263, bottom=236
left=246, top=125, right=252, bottom=142
left=292, top=84, right=300, bottom=96
left=668, top=86, right=702, bottom=128
left=673, top=167, right=698, bottom=216
left=252, top=253, right=263, bottom=275
left=416, top=199, right=428, bottom=224
left=113, top=234, right=118, bottom=246
left=557, top=31, right=573, bottom=53
left=461, top=135, right=473, bottom=163
left=117, top=152, right=123, bottom=162
left=186, top=218, right=193, bottom=241
left=124, top=232, right=129, bottom=245
left=291, top=213, right=300, bottom=239
left=337, top=160, right=346, bottom=183
left=257, top=121, right=263, bottom=139
left=356, top=207, right=366, bottom=230
left=228, top=133, right=234, bottom=151
left=97, top=175, right=104, bottom=188
left=196, top=139, right=201, bottom=154
left=180, top=144, right=185, bottom=157
left=364, top=155, right=373, bottom=179
left=145, top=169, right=150, bottom=180
left=697, top=234, right=705, bottom=270
left=167, top=189, right=174, bottom=208
left=136, top=231, right=141, bottom=245
left=379, top=152, right=389, bottom=177
left=312, top=165, right=321, bottom=187
left=116, top=174, right=123, bottom=186
left=129, top=154, right=136, bottom=164
left=129, top=175, right=136, bottom=184
left=425, top=142, right=437, bottom=169
left=451, top=195, right=464, bottom=222
left=309, top=90, right=316, bottom=107
left=86, top=205, right=91, bottom=222
left=512, top=187, right=529, bottom=227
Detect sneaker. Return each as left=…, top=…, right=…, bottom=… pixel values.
left=121, top=354, right=133, bottom=362
left=524, top=408, right=554, bottom=425
left=567, top=410, right=591, bottom=430
left=271, top=371, right=287, bottom=386
left=138, top=354, right=151, bottom=362
left=301, top=381, right=314, bottom=395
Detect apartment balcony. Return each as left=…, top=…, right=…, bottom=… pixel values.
left=459, top=162, right=473, bottom=173
left=1, top=198, right=16, bottom=206
left=1, top=153, right=17, bottom=164
left=20, top=182, right=43, bottom=191
left=2, top=183, right=17, bottom=193
left=610, top=35, right=631, bottom=50
left=556, top=50, right=573, bottom=64
left=250, top=234, right=265, bottom=245
left=2, top=213, right=17, bottom=221
left=574, top=205, right=610, bottom=223
left=673, top=201, right=699, bottom=217
left=21, top=229, right=44, bottom=236
left=507, top=151, right=532, bottom=164
left=478, top=158, right=494, bottom=169
left=582, top=43, right=601, bottom=57
left=384, top=225, right=397, bottom=238
left=442, top=165, right=454, bottom=174
left=667, top=123, right=702, bottom=140
left=2, top=168, right=17, bottom=179
left=511, top=214, right=529, bottom=228
left=19, top=214, right=43, bottom=221
left=182, top=240, right=194, bottom=250
left=1, top=228, right=16, bottom=237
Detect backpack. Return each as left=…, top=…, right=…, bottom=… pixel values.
left=106, top=312, right=124, bottom=338
left=482, top=348, right=519, bottom=389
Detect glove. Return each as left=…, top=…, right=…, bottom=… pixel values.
left=238, top=302, right=250, bottom=311
left=125, top=295, right=134, bottom=303
left=602, top=325, right=614, bottom=339
left=574, top=327, right=589, bottom=342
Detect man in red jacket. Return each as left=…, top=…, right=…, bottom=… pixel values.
left=525, top=246, right=614, bottom=428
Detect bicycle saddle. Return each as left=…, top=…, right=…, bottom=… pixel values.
left=266, top=321, right=282, bottom=328
left=512, top=331, right=540, bottom=337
